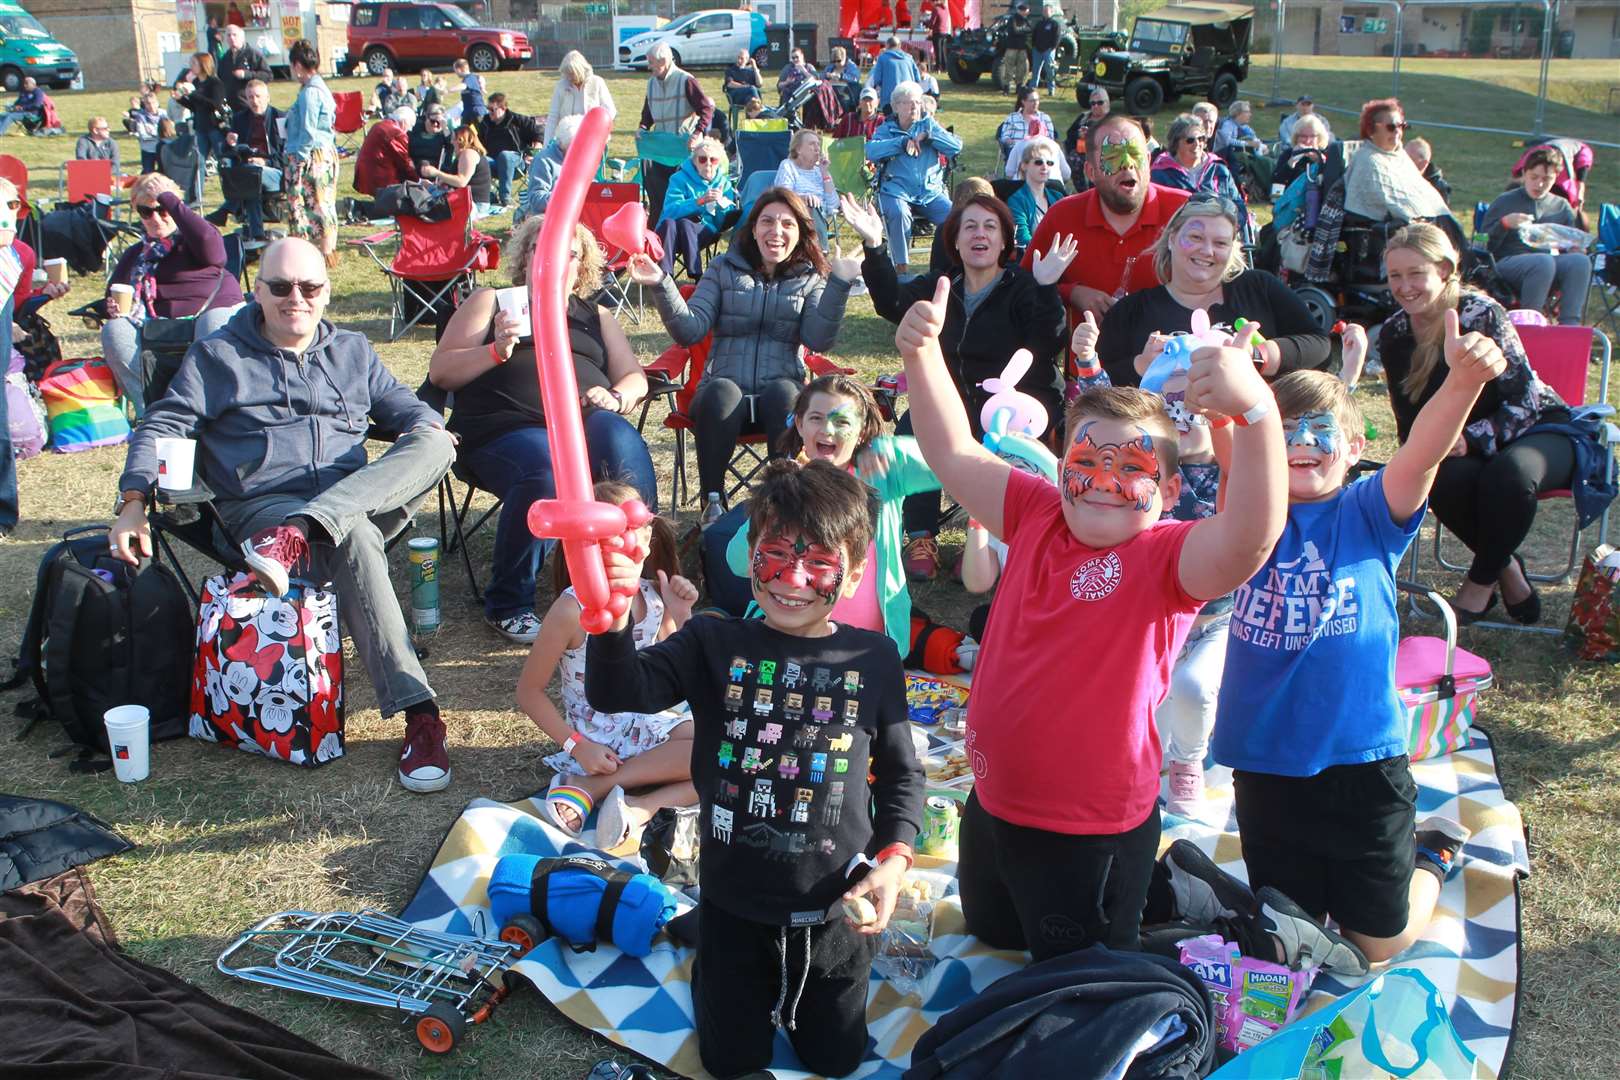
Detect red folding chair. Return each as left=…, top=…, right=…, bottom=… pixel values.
left=0, top=154, right=39, bottom=251
left=642, top=283, right=856, bottom=508
left=352, top=186, right=500, bottom=341
left=59, top=157, right=116, bottom=206
left=333, top=91, right=366, bottom=154
left=578, top=181, right=644, bottom=323
left=1433, top=324, right=1615, bottom=591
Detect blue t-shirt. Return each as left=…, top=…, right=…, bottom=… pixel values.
left=1212, top=474, right=1422, bottom=777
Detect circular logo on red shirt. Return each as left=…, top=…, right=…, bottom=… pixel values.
left=1069, top=551, right=1122, bottom=601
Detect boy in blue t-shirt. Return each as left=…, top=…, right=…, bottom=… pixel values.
left=1200, top=311, right=1508, bottom=973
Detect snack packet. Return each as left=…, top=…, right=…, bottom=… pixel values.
left=1179, top=934, right=1318, bottom=1056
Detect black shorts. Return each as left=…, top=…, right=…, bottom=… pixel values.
left=958, top=790, right=1160, bottom=961
left=1233, top=756, right=1417, bottom=939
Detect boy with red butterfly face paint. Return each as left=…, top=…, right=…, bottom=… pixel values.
left=894, top=274, right=1288, bottom=962
left=585, top=460, right=925, bottom=1079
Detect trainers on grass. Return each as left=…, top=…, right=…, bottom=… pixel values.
left=398, top=708, right=451, bottom=793
left=487, top=611, right=542, bottom=644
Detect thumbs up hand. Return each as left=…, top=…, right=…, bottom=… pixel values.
left=1442, top=307, right=1508, bottom=390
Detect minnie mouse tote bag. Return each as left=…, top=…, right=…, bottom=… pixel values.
left=188, top=572, right=345, bottom=766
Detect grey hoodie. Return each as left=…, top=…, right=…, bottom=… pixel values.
left=118, top=303, right=437, bottom=503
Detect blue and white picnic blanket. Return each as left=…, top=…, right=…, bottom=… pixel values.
left=400, top=728, right=1527, bottom=1079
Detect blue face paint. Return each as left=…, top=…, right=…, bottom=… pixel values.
left=1285, top=410, right=1342, bottom=457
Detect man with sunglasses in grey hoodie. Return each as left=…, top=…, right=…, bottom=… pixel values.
left=110, top=237, right=458, bottom=793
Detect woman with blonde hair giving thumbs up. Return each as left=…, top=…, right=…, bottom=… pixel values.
left=1379, top=222, right=1577, bottom=625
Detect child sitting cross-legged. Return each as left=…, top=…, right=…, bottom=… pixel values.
left=895, top=276, right=1299, bottom=962
left=519, top=481, right=701, bottom=849
left=1154, top=323, right=1505, bottom=974
left=586, top=459, right=925, bottom=1079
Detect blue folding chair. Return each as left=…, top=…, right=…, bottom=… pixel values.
left=1594, top=203, right=1620, bottom=338
left=734, top=125, right=790, bottom=186
left=731, top=170, right=779, bottom=241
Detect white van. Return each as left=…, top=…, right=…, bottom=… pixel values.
left=618, top=9, right=768, bottom=69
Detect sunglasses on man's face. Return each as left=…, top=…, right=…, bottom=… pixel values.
left=134, top=203, right=170, bottom=219
left=260, top=278, right=327, bottom=299
left=1090, top=100, right=1107, bottom=108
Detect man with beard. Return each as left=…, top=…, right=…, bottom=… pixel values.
left=1022, top=115, right=1187, bottom=324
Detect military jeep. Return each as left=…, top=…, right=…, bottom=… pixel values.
left=1086, top=2, right=1252, bottom=115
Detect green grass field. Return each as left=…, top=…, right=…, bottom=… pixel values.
left=0, top=56, right=1614, bottom=1079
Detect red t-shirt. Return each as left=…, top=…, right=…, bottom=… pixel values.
left=967, top=469, right=1202, bottom=835
left=1021, top=183, right=1189, bottom=304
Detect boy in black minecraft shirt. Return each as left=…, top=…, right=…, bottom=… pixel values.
left=587, top=459, right=924, bottom=1079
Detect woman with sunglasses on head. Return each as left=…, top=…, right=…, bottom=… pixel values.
left=1091, top=198, right=1328, bottom=390
left=101, top=172, right=246, bottom=418
left=431, top=218, right=656, bottom=644
left=1150, top=113, right=1251, bottom=246
left=628, top=187, right=860, bottom=508
left=421, top=120, right=493, bottom=217
left=1006, top=136, right=1066, bottom=252
left=283, top=39, right=340, bottom=267
left=1344, top=98, right=1449, bottom=225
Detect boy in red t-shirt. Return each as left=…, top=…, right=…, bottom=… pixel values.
left=895, top=277, right=1287, bottom=960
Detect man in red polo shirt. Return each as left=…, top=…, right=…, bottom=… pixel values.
left=1023, top=114, right=1188, bottom=324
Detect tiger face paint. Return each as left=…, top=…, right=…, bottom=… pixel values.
left=1062, top=421, right=1162, bottom=512
left=751, top=532, right=846, bottom=607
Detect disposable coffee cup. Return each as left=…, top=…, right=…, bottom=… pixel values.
left=103, top=705, right=150, bottom=783
left=44, top=256, right=67, bottom=284
left=31, top=268, right=46, bottom=288
left=108, top=282, right=134, bottom=315
left=155, top=436, right=197, bottom=491
left=494, top=286, right=532, bottom=339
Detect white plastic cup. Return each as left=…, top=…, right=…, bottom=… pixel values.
left=494, top=286, right=532, bottom=340
left=44, top=257, right=67, bottom=284
left=31, top=268, right=46, bottom=288
left=104, top=705, right=151, bottom=783
left=155, top=437, right=197, bottom=491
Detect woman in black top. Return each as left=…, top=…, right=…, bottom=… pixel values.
left=424, top=120, right=493, bottom=214
left=1093, top=197, right=1331, bottom=388
left=842, top=191, right=1074, bottom=579
left=1380, top=223, right=1571, bottom=625
left=430, top=218, right=655, bottom=643
left=174, top=51, right=228, bottom=166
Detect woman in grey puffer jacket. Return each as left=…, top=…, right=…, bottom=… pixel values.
left=629, top=186, right=863, bottom=503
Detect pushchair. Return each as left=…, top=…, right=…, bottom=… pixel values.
left=757, top=76, right=827, bottom=132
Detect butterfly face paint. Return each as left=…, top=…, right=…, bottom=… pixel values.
left=1097, top=135, right=1148, bottom=176
left=1062, top=422, right=1162, bottom=512
left=752, top=533, right=846, bottom=606
left=1285, top=410, right=1342, bottom=458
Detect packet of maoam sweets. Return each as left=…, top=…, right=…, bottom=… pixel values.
left=1179, top=934, right=1318, bottom=1055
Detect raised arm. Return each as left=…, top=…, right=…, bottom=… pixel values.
left=895, top=276, right=1011, bottom=536
left=1178, top=346, right=1288, bottom=601
left=1383, top=308, right=1505, bottom=523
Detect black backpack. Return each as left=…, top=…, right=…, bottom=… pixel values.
left=3, top=526, right=194, bottom=767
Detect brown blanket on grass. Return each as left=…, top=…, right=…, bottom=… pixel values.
left=0, top=868, right=392, bottom=1080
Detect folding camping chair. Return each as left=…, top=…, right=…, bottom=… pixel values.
left=333, top=91, right=366, bottom=154
left=636, top=130, right=693, bottom=224
left=733, top=119, right=791, bottom=184
left=1431, top=325, right=1615, bottom=595
left=732, top=170, right=781, bottom=243
left=58, top=157, right=120, bottom=210
left=578, top=180, right=645, bottom=323
left=1594, top=203, right=1620, bottom=339
left=352, top=186, right=501, bottom=341
left=0, top=154, right=41, bottom=252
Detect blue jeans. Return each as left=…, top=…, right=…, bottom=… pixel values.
left=1030, top=48, right=1057, bottom=92
left=462, top=412, right=658, bottom=619
left=878, top=189, right=952, bottom=269
left=196, top=126, right=226, bottom=166
left=225, top=165, right=283, bottom=239
left=0, top=298, right=15, bottom=530
left=140, top=148, right=161, bottom=173
left=488, top=150, right=524, bottom=205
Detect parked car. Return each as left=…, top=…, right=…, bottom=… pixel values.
left=617, top=9, right=769, bottom=70
left=0, top=1, right=79, bottom=91
left=1088, top=2, right=1252, bottom=115
left=347, top=1, right=532, bottom=77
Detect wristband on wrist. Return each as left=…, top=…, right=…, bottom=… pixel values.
left=1231, top=396, right=1273, bottom=428
left=489, top=340, right=507, bottom=365
left=874, top=842, right=914, bottom=871
left=562, top=732, right=580, bottom=755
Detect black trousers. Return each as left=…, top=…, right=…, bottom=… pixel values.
left=1428, top=432, right=1576, bottom=584
left=690, top=376, right=800, bottom=504
left=895, top=409, right=943, bottom=536
left=959, top=790, right=1161, bottom=961
left=692, top=900, right=876, bottom=1079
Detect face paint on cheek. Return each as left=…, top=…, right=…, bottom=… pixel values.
left=1062, top=424, right=1162, bottom=511
left=1097, top=136, right=1147, bottom=175
left=751, top=535, right=846, bottom=606
left=1285, top=410, right=1342, bottom=458
left=823, top=405, right=858, bottom=444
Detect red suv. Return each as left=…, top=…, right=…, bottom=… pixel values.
left=348, top=2, right=532, bottom=77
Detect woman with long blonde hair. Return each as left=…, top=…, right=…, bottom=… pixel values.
left=545, top=50, right=616, bottom=148
left=422, top=120, right=492, bottom=215
left=1379, top=222, right=1572, bottom=624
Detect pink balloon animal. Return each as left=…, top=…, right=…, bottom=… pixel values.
left=525, top=107, right=653, bottom=633
left=978, top=348, right=1049, bottom=451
